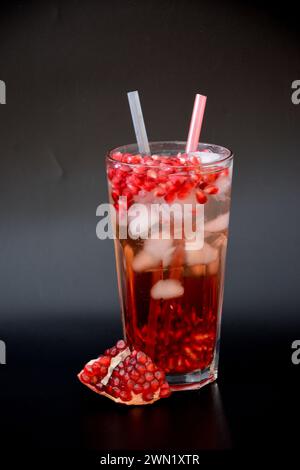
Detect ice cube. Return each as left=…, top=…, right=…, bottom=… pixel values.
left=162, top=246, right=176, bottom=267
left=205, top=212, right=229, bottom=233
left=190, top=264, right=206, bottom=276
left=190, top=152, right=220, bottom=164
left=215, top=176, right=231, bottom=199
left=185, top=242, right=218, bottom=266
left=150, top=279, right=184, bottom=300
left=207, top=258, right=220, bottom=275
left=132, top=250, right=160, bottom=272
left=144, top=233, right=173, bottom=259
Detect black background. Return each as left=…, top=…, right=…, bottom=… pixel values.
left=0, top=0, right=299, bottom=465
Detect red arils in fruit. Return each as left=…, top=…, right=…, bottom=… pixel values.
left=205, top=185, right=219, bottom=195
left=145, top=372, right=154, bottom=382
left=116, top=340, right=126, bottom=349
left=196, top=190, right=208, bottom=204
left=164, top=191, right=176, bottom=203
left=143, top=391, right=154, bottom=402
left=146, top=362, right=155, bottom=372
left=98, top=356, right=110, bottom=367
left=133, top=383, right=143, bottom=394
left=119, top=390, right=131, bottom=402
left=84, top=361, right=95, bottom=376
left=81, top=373, right=91, bottom=384
left=78, top=340, right=171, bottom=406
left=160, top=383, right=171, bottom=398
left=154, top=370, right=165, bottom=382
left=150, top=379, right=160, bottom=392
left=136, top=364, right=146, bottom=374
left=137, top=351, right=147, bottom=364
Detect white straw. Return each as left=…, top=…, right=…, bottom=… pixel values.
left=127, top=91, right=150, bottom=154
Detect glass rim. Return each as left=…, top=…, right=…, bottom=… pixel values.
left=106, top=141, right=234, bottom=169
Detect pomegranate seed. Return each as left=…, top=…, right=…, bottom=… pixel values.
left=164, top=191, right=176, bottom=203
left=142, top=391, right=154, bottom=402
left=147, top=169, right=157, bottom=180
left=143, top=181, right=156, bottom=191
left=91, top=362, right=101, bottom=374
left=146, top=362, right=155, bottom=372
left=111, top=190, right=120, bottom=203
left=130, top=370, right=140, bottom=382
left=153, top=186, right=166, bottom=197
left=111, top=377, right=120, bottom=387
left=158, top=172, right=168, bottom=183
left=84, top=362, right=94, bottom=376
left=136, top=364, right=146, bottom=374
left=112, top=387, right=121, bottom=398
left=119, top=390, right=131, bottom=402
left=95, top=382, right=104, bottom=391
left=121, top=189, right=133, bottom=200
left=80, top=373, right=91, bottom=383
left=133, top=383, right=143, bottom=394
left=107, top=168, right=115, bottom=180
left=145, top=372, right=154, bottom=382
left=137, top=375, right=146, bottom=384
left=123, top=372, right=130, bottom=381
left=137, top=351, right=147, bottom=364
left=205, top=185, right=219, bottom=195
left=133, top=166, right=146, bottom=175
left=99, top=366, right=108, bottom=376
left=98, top=356, right=110, bottom=367
left=160, top=384, right=171, bottom=398
left=220, top=168, right=229, bottom=177
left=150, top=379, right=159, bottom=392
left=177, top=190, right=188, bottom=200
left=127, top=183, right=139, bottom=195
left=116, top=340, right=126, bottom=350
left=110, top=347, right=118, bottom=357
left=131, top=154, right=142, bottom=164
left=154, top=370, right=165, bottom=382
left=111, top=151, right=123, bottom=161
left=196, top=190, right=208, bottom=204
left=127, top=380, right=135, bottom=391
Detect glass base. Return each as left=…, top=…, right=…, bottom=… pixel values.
left=167, top=367, right=218, bottom=391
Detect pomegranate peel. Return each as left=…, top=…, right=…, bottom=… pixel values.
left=78, top=340, right=171, bottom=405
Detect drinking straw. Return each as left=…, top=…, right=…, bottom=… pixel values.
left=185, top=94, right=207, bottom=153
left=127, top=90, right=150, bottom=154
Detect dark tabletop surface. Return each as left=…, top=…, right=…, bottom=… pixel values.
left=1, top=311, right=299, bottom=466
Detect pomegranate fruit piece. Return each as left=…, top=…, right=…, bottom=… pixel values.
left=78, top=340, right=171, bottom=405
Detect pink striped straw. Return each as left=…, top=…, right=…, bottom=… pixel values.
left=185, top=94, right=207, bottom=153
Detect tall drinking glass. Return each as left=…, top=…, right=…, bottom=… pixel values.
left=106, top=142, right=233, bottom=390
